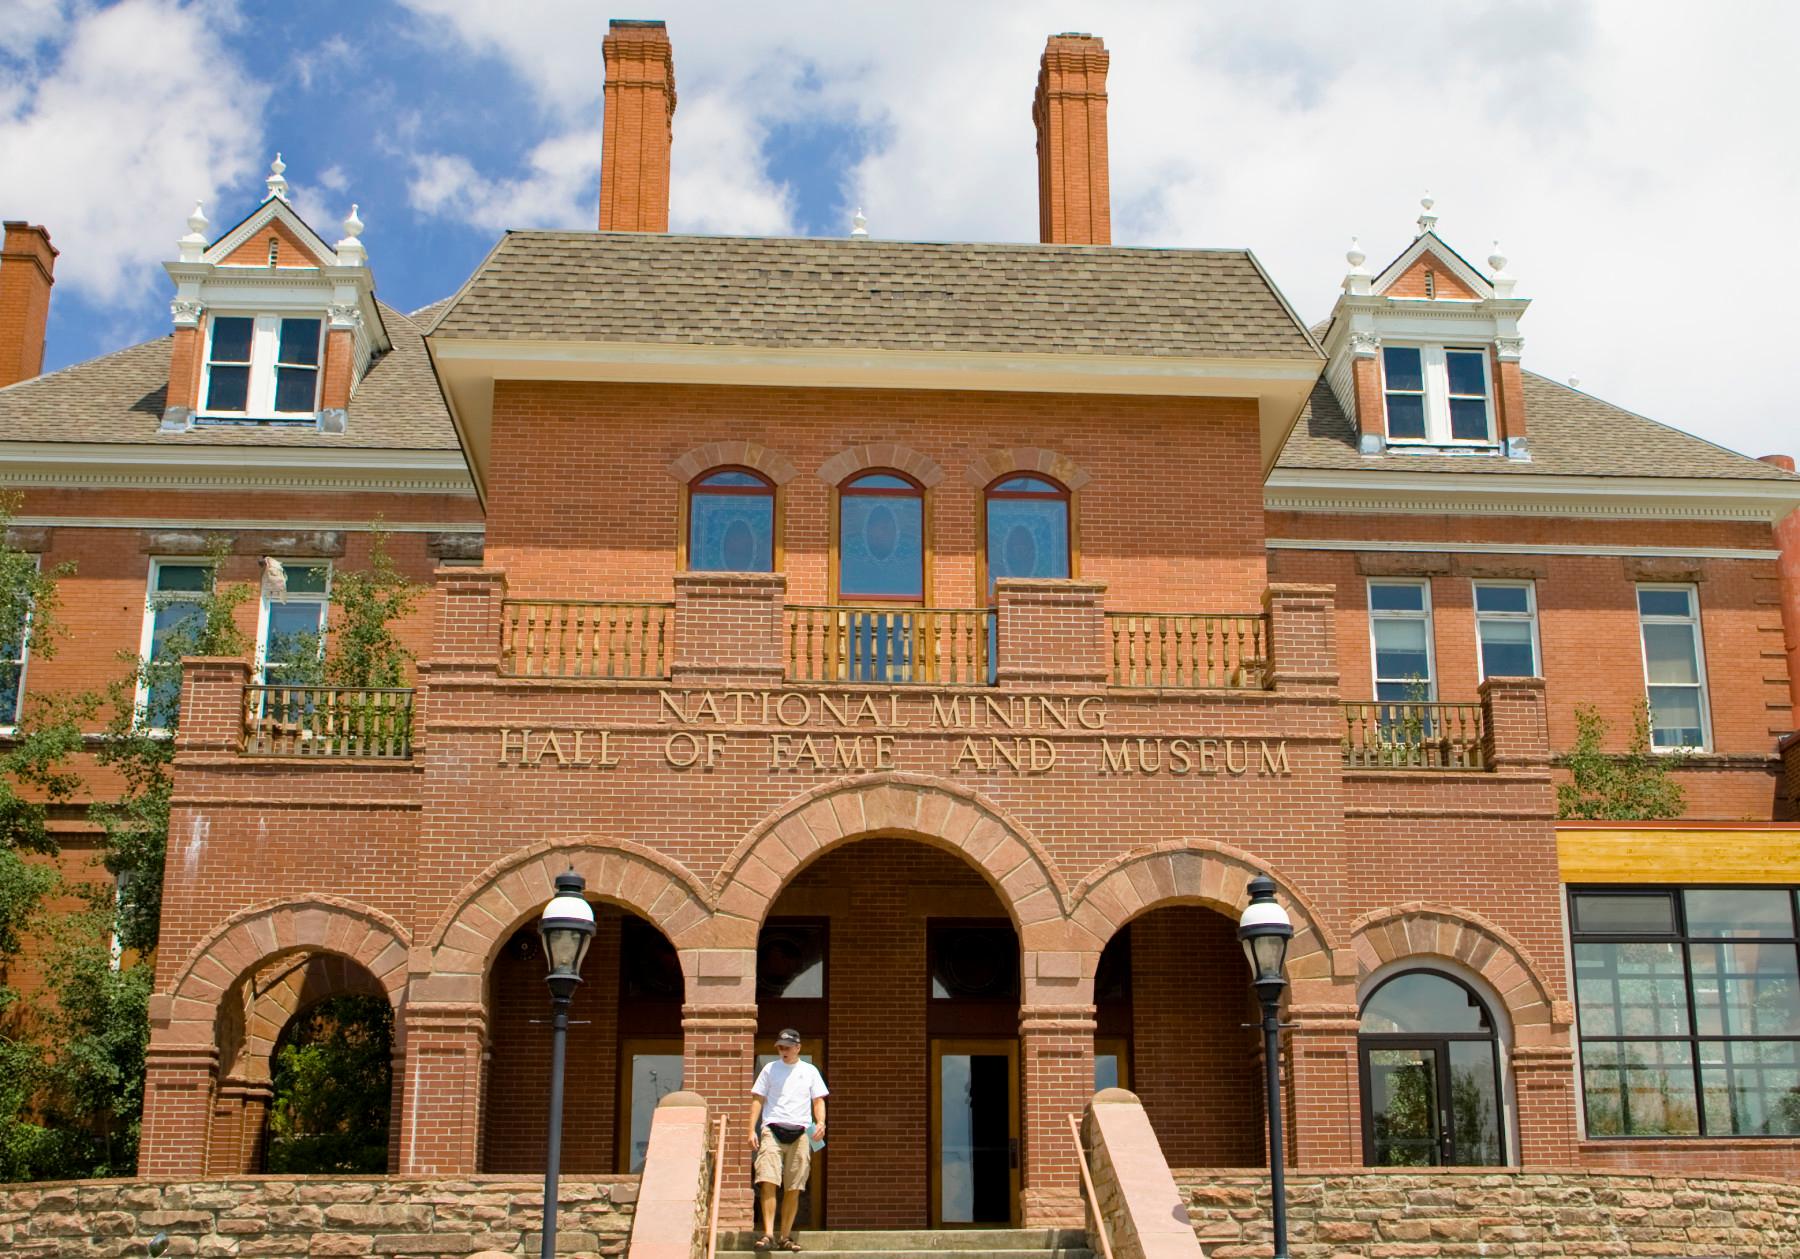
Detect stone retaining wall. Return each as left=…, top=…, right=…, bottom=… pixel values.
left=0, top=1175, right=638, bottom=1258
left=1174, top=1169, right=1800, bottom=1258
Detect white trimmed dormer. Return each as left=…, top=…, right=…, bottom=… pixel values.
left=1320, top=197, right=1531, bottom=460
left=161, top=156, right=388, bottom=434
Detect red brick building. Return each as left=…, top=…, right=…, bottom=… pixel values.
left=4, top=18, right=1798, bottom=1224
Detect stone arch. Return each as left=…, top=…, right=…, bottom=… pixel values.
left=1069, top=840, right=1340, bottom=982
left=965, top=446, right=1093, bottom=491
left=709, top=774, right=1067, bottom=947
left=425, top=837, right=712, bottom=983
left=237, top=953, right=388, bottom=1082
left=816, top=442, right=945, bottom=488
left=668, top=440, right=797, bottom=486
left=1349, top=902, right=1564, bottom=1042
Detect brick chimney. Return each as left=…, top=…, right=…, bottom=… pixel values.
left=1033, top=33, right=1111, bottom=246
left=0, top=222, right=57, bottom=388
left=1760, top=453, right=1800, bottom=720
left=599, top=19, right=677, bottom=233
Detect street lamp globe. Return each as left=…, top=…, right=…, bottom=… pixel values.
left=538, top=868, right=596, bottom=989
left=1237, top=871, right=1293, bottom=992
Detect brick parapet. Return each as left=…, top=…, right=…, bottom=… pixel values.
left=1264, top=583, right=1338, bottom=697
left=995, top=577, right=1108, bottom=687
left=671, top=571, right=786, bottom=685
left=174, top=657, right=251, bottom=757
left=1480, top=675, right=1551, bottom=773
left=430, top=566, right=506, bottom=667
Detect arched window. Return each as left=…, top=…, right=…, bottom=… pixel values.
left=983, top=474, right=1070, bottom=597
left=837, top=470, right=924, bottom=602
left=1359, top=970, right=1506, bottom=1167
left=687, top=467, right=776, bottom=573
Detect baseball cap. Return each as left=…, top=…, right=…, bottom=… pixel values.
left=775, top=1028, right=802, bottom=1046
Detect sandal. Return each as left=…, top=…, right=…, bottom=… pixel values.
left=776, top=1239, right=802, bottom=1252
left=752, top=1236, right=774, bottom=1252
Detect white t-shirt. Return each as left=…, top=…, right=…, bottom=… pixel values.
left=752, top=1059, right=829, bottom=1127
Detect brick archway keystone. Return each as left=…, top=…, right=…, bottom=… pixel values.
left=817, top=443, right=945, bottom=488
left=965, top=446, right=1093, bottom=491
left=669, top=440, right=797, bottom=486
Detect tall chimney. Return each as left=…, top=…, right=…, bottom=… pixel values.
left=1033, top=33, right=1111, bottom=246
left=599, top=19, right=677, bottom=233
left=1760, top=453, right=1800, bottom=720
left=0, top=222, right=57, bottom=388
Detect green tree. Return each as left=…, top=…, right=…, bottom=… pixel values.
left=322, top=527, right=419, bottom=689
left=1556, top=703, right=1687, bottom=821
left=265, top=994, right=392, bottom=1173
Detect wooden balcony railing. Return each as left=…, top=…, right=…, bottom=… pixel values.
left=1343, top=701, right=1487, bottom=770
left=785, top=605, right=993, bottom=685
left=501, top=599, right=673, bottom=679
left=1105, top=612, right=1267, bottom=689
left=242, top=685, right=414, bottom=759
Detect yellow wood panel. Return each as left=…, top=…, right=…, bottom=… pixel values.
left=1557, top=828, right=1800, bottom=884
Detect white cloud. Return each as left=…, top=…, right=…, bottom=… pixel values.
left=407, top=129, right=600, bottom=231
left=0, top=0, right=266, bottom=307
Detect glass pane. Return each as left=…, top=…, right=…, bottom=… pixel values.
left=1473, top=585, right=1530, bottom=614
left=625, top=1053, right=684, bottom=1172
left=1382, top=346, right=1423, bottom=393
left=274, top=366, right=318, bottom=413
left=847, top=473, right=913, bottom=490
left=1448, top=397, right=1490, bottom=441
left=699, top=469, right=767, bottom=488
left=986, top=497, right=1069, bottom=590
left=1373, top=619, right=1430, bottom=685
left=690, top=492, right=775, bottom=573
left=1647, top=686, right=1703, bottom=748
left=0, top=661, right=21, bottom=724
left=929, top=926, right=1019, bottom=1001
left=840, top=493, right=923, bottom=598
left=1445, top=350, right=1487, bottom=397
left=282, top=564, right=330, bottom=595
left=209, top=316, right=253, bottom=363
left=1573, top=893, right=1675, bottom=935
left=1690, top=942, right=1800, bottom=1037
left=1637, top=588, right=1693, bottom=618
left=1447, top=1041, right=1504, bottom=1165
left=1094, top=1054, right=1120, bottom=1093
left=939, top=1052, right=1011, bottom=1224
left=994, top=476, right=1059, bottom=493
left=155, top=564, right=212, bottom=594
left=1478, top=619, right=1535, bottom=677
left=758, top=922, right=826, bottom=1000
left=1685, top=890, right=1796, bottom=939
left=1642, top=623, right=1699, bottom=684
left=1362, top=972, right=1492, bottom=1035
left=1369, top=584, right=1426, bottom=613
left=263, top=601, right=324, bottom=667
left=204, top=364, right=249, bottom=412
left=1581, top=1040, right=1698, bottom=1136
left=151, top=600, right=205, bottom=662
left=1699, top=1040, right=1800, bottom=1136
left=277, top=318, right=321, bottom=366
left=1385, top=393, right=1426, bottom=440
left=1574, top=941, right=1689, bottom=1037
left=1368, top=1046, right=1441, bottom=1166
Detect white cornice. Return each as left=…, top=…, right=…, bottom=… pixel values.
left=0, top=442, right=475, bottom=496
left=1267, top=537, right=1781, bottom=561
left=6, top=515, right=480, bottom=533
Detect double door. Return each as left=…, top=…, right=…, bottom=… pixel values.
left=1361, top=1038, right=1504, bottom=1166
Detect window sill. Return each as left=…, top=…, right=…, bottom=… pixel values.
left=1382, top=441, right=1503, bottom=455
left=192, top=414, right=319, bottom=427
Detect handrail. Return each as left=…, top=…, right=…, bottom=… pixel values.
left=705, top=1116, right=727, bottom=1259
left=1342, top=700, right=1487, bottom=770
left=1067, top=1113, right=1115, bottom=1259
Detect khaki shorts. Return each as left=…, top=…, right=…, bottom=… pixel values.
left=754, top=1125, right=812, bottom=1190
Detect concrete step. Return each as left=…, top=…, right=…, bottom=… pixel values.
left=718, top=1227, right=1090, bottom=1255
left=723, top=1251, right=1092, bottom=1259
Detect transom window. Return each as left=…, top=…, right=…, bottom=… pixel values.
left=1368, top=580, right=1435, bottom=702
left=1571, top=887, right=1800, bottom=1138
left=258, top=562, right=330, bottom=687
left=687, top=467, right=776, bottom=573
left=1473, top=581, right=1539, bottom=679
left=983, top=475, right=1070, bottom=596
left=1359, top=970, right=1506, bottom=1166
left=1381, top=344, right=1494, bottom=444
left=201, top=314, right=323, bottom=419
left=139, top=559, right=213, bottom=728
left=1636, top=585, right=1709, bottom=751
left=838, top=470, right=924, bottom=602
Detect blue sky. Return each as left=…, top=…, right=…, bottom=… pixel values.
left=4, top=0, right=1797, bottom=460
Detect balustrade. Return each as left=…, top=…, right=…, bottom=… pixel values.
left=501, top=599, right=673, bottom=678
left=242, top=685, right=414, bottom=759
left=1105, top=611, right=1267, bottom=689
left=1342, top=700, right=1487, bottom=770
left=784, top=604, right=992, bottom=685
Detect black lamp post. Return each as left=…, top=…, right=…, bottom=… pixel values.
left=1237, top=872, right=1294, bottom=1259
left=538, top=869, right=596, bottom=1259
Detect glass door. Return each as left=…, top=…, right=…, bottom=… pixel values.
left=1364, top=1043, right=1444, bottom=1166
left=617, top=1038, right=684, bottom=1173
left=930, top=1038, right=1019, bottom=1227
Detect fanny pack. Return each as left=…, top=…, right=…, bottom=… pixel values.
left=767, top=1123, right=807, bottom=1145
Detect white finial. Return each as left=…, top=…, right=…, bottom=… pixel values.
left=264, top=152, right=289, bottom=202
left=1416, top=191, right=1437, bottom=235
left=335, top=202, right=368, bottom=268
left=188, top=202, right=209, bottom=236
left=1346, top=236, right=1366, bottom=271
left=850, top=207, right=868, bottom=238
left=1568, top=378, right=1580, bottom=389
left=1488, top=239, right=1517, bottom=297
left=342, top=203, right=363, bottom=238
left=1343, top=235, right=1371, bottom=295
left=179, top=201, right=209, bottom=262
left=1487, top=240, right=1507, bottom=274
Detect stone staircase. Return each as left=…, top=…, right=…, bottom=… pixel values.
left=718, top=1228, right=1093, bottom=1259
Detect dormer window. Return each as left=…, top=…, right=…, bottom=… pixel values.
left=201, top=314, right=323, bottom=419
left=1381, top=344, right=1494, bottom=445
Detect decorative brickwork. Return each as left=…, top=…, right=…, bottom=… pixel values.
left=599, top=20, right=676, bottom=233
left=965, top=447, right=1094, bottom=490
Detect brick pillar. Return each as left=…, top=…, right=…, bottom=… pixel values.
left=1493, top=352, right=1529, bottom=454
left=671, top=572, right=786, bottom=686
left=0, top=221, right=56, bottom=388
left=1264, top=584, right=1338, bottom=696
left=599, top=19, right=677, bottom=233
left=1284, top=987, right=1362, bottom=1169
left=994, top=578, right=1108, bottom=687
left=1351, top=347, right=1384, bottom=454
left=211, top=1076, right=273, bottom=1173
left=1032, top=35, right=1111, bottom=245
left=138, top=1040, right=220, bottom=1178
left=396, top=1000, right=487, bottom=1174
left=432, top=566, right=506, bottom=665
left=1479, top=675, right=1550, bottom=773
left=1019, top=1002, right=1094, bottom=1227
left=681, top=946, right=756, bottom=1228
left=1512, top=1042, right=1580, bottom=1167
left=318, top=325, right=355, bottom=433
left=175, top=656, right=250, bottom=756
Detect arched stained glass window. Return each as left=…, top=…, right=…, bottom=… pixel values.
left=688, top=467, right=775, bottom=573
left=1359, top=970, right=1506, bottom=1168
left=984, top=474, right=1070, bottom=596
left=838, top=470, right=924, bottom=601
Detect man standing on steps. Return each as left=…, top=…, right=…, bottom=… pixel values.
left=748, top=1027, right=829, bottom=1252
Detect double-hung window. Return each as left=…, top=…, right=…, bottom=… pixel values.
left=1381, top=345, right=1495, bottom=444
left=1473, top=581, right=1539, bottom=679
left=1369, top=580, right=1436, bottom=702
left=1636, top=585, right=1709, bottom=750
left=201, top=314, right=323, bottom=420
left=139, top=560, right=213, bottom=729
left=257, top=562, right=330, bottom=687
left=0, top=555, right=38, bottom=729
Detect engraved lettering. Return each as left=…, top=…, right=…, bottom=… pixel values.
left=1077, top=696, right=1106, bottom=730
left=665, top=730, right=703, bottom=768
left=1101, top=738, right=1132, bottom=773
left=1028, top=737, right=1056, bottom=773
left=777, top=693, right=812, bottom=727
left=951, top=736, right=987, bottom=771
left=1259, top=740, right=1290, bottom=776
left=499, top=727, right=528, bottom=764
left=1224, top=738, right=1249, bottom=775
left=873, top=734, right=897, bottom=770
left=820, top=693, right=850, bottom=727
left=1169, top=738, right=1194, bottom=775
left=659, top=691, right=690, bottom=724
left=830, top=735, right=868, bottom=771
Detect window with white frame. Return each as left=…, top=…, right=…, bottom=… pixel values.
left=1473, top=581, right=1540, bottom=680
left=0, top=555, right=39, bottom=728
left=1637, top=585, right=1710, bottom=751
left=257, top=561, right=330, bottom=687
left=139, top=559, right=213, bottom=729
left=1369, top=580, right=1436, bottom=702
left=1381, top=344, right=1495, bottom=445
left=201, top=314, right=323, bottom=419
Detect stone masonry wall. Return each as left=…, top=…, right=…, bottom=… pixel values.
left=0, top=1176, right=636, bottom=1258
left=1174, top=1169, right=1800, bottom=1258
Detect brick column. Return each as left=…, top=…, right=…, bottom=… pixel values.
left=174, top=656, right=250, bottom=755
left=1264, top=584, right=1338, bottom=696
left=1479, top=675, right=1550, bottom=772
left=1284, top=991, right=1362, bottom=1169
left=994, top=578, right=1108, bottom=688
left=138, top=1041, right=220, bottom=1178
left=431, top=566, right=506, bottom=667
left=210, top=1076, right=273, bottom=1173
left=1512, top=1042, right=1580, bottom=1167
left=396, top=1000, right=487, bottom=1174
left=671, top=572, right=786, bottom=686
left=681, top=946, right=757, bottom=1228
left=1019, top=1002, right=1095, bottom=1226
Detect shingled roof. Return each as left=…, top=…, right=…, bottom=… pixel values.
left=0, top=302, right=459, bottom=451
left=429, top=232, right=1322, bottom=360
left=1277, top=371, right=1798, bottom=481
